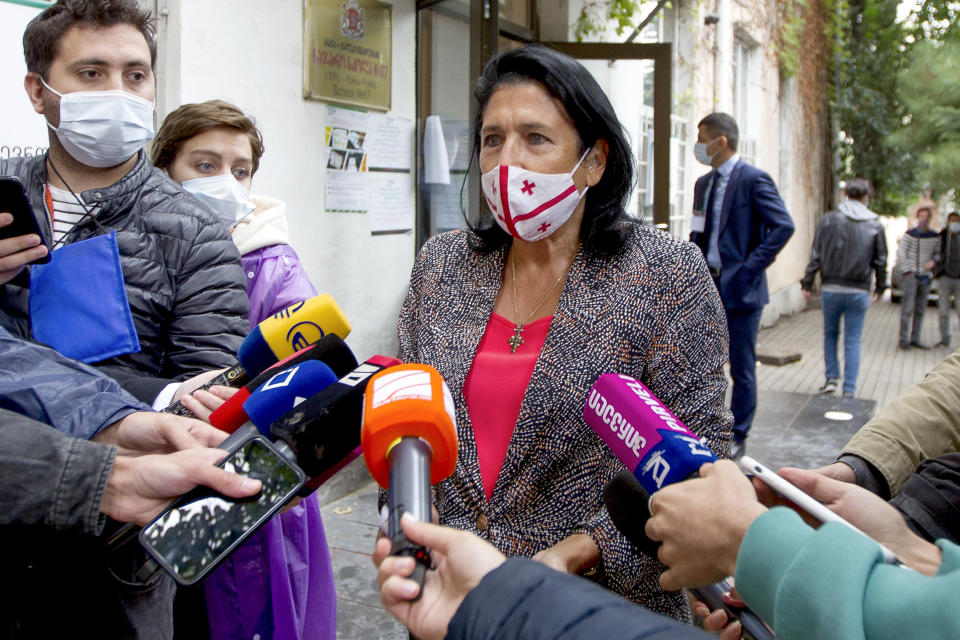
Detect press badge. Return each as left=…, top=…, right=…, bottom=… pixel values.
left=691, top=209, right=706, bottom=233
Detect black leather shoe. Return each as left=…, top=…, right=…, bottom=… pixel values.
left=911, top=340, right=931, bottom=350
left=936, top=339, right=952, bottom=348
left=899, top=340, right=912, bottom=350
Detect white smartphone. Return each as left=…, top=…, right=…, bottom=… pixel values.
left=739, top=456, right=902, bottom=566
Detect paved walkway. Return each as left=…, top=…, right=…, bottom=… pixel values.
left=757, top=294, right=953, bottom=410
left=318, top=296, right=956, bottom=638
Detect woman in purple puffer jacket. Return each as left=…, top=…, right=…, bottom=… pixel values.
left=152, top=100, right=334, bottom=640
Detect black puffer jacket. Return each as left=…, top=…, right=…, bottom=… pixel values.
left=0, top=152, right=249, bottom=388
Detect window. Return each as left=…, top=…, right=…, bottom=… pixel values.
left=733, top=37, right=758, bottom=165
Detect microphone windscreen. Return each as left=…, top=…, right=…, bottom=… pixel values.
left=237, top=294, right=351, bottom=374
left=603, top=470, right=660, bottom=557
left=361, top=364, right=458, bottom=488
left=270, top=356, right=402, bottom=485
left=208, top=387, right=252, bottom=433
left=243, top=360, right=339, bottom=435
left=584, top=373, right=716, bottom=495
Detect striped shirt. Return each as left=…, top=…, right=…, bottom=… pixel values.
left=47, top=184, right=101, bottom=246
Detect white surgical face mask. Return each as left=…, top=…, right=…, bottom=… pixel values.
left=950, top=222, right=960, bottom=233
left=693, top=138, right=718, bottom=166
left=481, top=150, right=590, bottom=242
left=42, top=78, right=155, bottom=168
left=181, top=174, right=256, bottom=227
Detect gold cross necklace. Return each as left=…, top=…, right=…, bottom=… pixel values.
left=507, top=247, right=578, bottom=353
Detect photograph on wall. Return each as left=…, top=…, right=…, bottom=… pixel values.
left=304, top=0, right=392, bottom=111
left=325, top=105, right=369, bottom=212
left=345, top=151, right=366, bottom=171
left=346, top=130, right=365, bottom=150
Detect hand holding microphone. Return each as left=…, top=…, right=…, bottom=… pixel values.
left=644, top=461, right=767, bottom=590
left=362, top=364, right=459, bottom=597
left=585, top=373, right=774, bottom=640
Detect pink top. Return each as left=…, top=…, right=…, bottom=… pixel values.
left=464, top=312, right=552, bottom=502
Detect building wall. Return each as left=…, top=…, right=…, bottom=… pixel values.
left=155, top=0, right=418, bottom=359
left=675, top=0, right=829, bottom=325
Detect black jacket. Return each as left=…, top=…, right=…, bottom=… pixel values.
left=935, top=228, right=960, bottom=279
left=890, top=453, right=960, bottom=545
left=801, top=208, right=888, bottom=294
left=0, top=152, right=249, bottom=399
left=447, top=558, right=710, bottom=639
left=0, top=327, right=174, bottom=639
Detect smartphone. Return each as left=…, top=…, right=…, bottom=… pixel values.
left=739, top=456, right=902, bottom=565
left=0, top=176, right=49, bottom=263
left=139, top=434, right=306, bottom=585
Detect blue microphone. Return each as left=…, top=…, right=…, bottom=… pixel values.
left=243, top=359, right=339, bottom=436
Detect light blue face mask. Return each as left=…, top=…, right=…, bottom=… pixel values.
left=42, top=78, right=154, bottom=168
left=181, top=174, right=256, bottom=227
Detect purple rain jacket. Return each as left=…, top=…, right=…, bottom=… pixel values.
left=204, top=195, right=334, bottom=640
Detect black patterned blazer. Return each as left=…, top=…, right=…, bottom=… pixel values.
left=395, top=221, right=732, bottom=620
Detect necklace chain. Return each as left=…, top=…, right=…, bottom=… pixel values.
left=507, top=247, right=577, bottom=353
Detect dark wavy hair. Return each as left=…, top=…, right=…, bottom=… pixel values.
left=23, top=0, right=156, bottom=79
left=467, top=45, right=635, bottom=255
left=843, top=178, right=873, bottom=201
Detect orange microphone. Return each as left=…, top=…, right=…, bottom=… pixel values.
left=361, top=364, right=458, bottom=595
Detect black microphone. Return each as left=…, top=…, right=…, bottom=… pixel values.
left=209, top=334, right=358, bottom=434
left=270, top=355, right=402, bottom=494
left=163, top=295, right=352, bottom=417
left=604, top=473, right=774, bottom=640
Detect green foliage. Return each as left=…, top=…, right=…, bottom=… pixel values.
left=894, top=34, right=960, bottom=194
left=831, top=0, right=918, bottom=214
left=778, top=0, right=808, bottom=79
left=573, top=0, right=672, bottom=42
left=830, top=0, right=960, bottom=214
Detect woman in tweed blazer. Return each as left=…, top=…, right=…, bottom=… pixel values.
left=392, top=46, right=732, bottom=621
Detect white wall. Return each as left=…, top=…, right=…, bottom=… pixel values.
left=0, top=3, right=49, bottom=158
left=157, top=0, right=417, bottom=359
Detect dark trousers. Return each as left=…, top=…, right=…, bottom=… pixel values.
left=726, top=307, right=763, bottom=441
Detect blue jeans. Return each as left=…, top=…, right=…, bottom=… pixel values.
left=822, top=291, right=870, bottom=394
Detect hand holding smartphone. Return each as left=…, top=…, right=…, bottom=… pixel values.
left=139, top=434, right=305, bottom=585
left=0, top=175, right=49, bottom=265
left=740, top=456, right=904, bottom=566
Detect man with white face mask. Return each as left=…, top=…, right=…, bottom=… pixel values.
left=0, top=0, right=249, bottom=407
left=0, top=1, right=249, bottom=637
left=935, top=211, right=960, bottom=347
left=689, top=113, right=794, bottom=460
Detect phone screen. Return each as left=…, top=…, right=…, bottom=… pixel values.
left=139, top=436, right=305, bottom=585
left=0, top=176, right=50, bottom=263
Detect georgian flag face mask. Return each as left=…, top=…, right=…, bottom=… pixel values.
left=481, top=149, right=589, bottom=242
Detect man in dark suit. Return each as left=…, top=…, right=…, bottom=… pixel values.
left=690, top=113, right=794, bottom=459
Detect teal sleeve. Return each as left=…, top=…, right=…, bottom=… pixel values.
left=736, top=508, right=960, bottom=640
left=735, top=507, right=882, bottom=640
left=862, top=540, right=960, bottom=640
